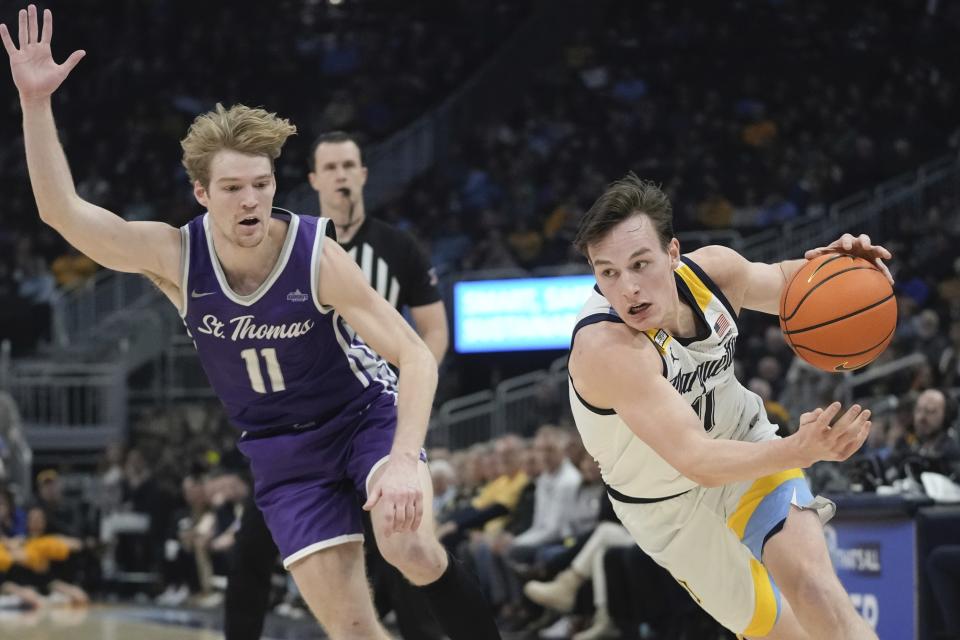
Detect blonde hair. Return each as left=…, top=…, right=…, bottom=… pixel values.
left=180, top=103, right=297, bottom=187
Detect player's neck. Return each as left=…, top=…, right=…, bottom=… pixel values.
left=212, top=217, right=289, bottom=295
left=663, top=296, right=700, bottom=339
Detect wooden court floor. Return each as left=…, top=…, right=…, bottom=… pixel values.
left=0, top=605, right=224, bottom=640
left=0, top=603, right=409, bottom=639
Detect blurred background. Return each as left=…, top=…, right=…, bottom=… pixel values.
left=1, top=0, right=959, bottom=638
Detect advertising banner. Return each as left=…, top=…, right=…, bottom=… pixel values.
left=824, top=519, right=915, bottom=640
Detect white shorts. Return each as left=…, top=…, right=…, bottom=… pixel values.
left=611, top=467, right=835, bottom=636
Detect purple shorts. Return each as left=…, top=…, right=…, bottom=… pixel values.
left=237, top=392, right=421, bottom=568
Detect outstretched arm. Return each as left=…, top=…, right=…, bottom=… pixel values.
left=689, top=233, right=893, bottom=316
left=569, top=322, right=871, bottom=487
left=1, top=6, right=180, bottom=283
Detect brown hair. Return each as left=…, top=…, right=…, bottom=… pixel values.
left=574, top=172, right=674, bottom=257
left=180, top=103, right=297, bottom=187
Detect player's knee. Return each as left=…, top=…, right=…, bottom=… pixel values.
left=379, top=535, right=426, bottom=569
left=784, top=566, right=844, bottom=619
left=379, top=534, right=443, bottom=578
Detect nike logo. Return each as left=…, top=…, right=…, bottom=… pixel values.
left=834, top=361, right=862, bottom=372
left=191, top=289, right=217, bottom=299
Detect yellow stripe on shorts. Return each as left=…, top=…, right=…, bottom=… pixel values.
left=743, top=557, right=778, bottom=637
left=727, top=468, right=803, bottom=540
left=675, top=264, right=713, bottom=312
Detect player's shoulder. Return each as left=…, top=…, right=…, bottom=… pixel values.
left=684, top=245, right=751, bottom=292
left=570, top=320, right=663, bottom=384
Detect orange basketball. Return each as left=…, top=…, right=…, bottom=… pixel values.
left=779, top=253, right=897, bottom=372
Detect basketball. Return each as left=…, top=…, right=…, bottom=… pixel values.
left=779, top=253, right=897, bottom=372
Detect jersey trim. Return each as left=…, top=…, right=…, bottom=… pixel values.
left=680, top=255, right=739, bottom=324
left=673, top=275, right=713, bottom=346
left=572, top=310, right=624, bottom=337
left=310, top=217, right=335, bottom=315
left=570, top=377, right=615, bottom=415
left=178, top=225, right=190, bottom=318
left=605, top=484, right=692, bottom=504
left=332, top=311, right=372, bottom=388
left=203, top=211, right=300, bottom=307
left=568, top=311, right=624, bottom=414
left=639, top=331, right=668, bottom=377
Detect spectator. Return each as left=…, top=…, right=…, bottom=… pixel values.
left=2, top=506, right=88, bottom=606
left=35, top=470, right=83, bottom=538
left=887, top=389, right=960, bottom=482
left=430, top=459, right=458, bottom=522
left=508, top=427, right=582, bottom=558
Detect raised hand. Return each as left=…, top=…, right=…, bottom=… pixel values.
left=0, top=5, right=85, bottom=104
left=804, top=233, right=893, bottom=284
left=792, top=402, right=872, bottom=467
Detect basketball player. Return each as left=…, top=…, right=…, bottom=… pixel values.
left=568, top=173, right=883, bottom=639
left=224, top=132, right=448, bottom=640
left=1, top=7, right=499, bottom=639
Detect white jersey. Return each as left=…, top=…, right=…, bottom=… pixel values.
left=570, top=255, right=768, bottom=499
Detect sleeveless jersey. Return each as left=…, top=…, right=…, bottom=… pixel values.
left=570, top=255, right=766, bottom=499
left=179, top=209, right=397, bottom=433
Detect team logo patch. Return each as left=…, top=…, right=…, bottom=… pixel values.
left=286, top=289, right=309, bottom=302
left=714, top=314, right=731, bottom=338
left=653, top=329, right=669, bottom=348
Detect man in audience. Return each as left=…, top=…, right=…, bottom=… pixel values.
left=887, top=388, right=960, bottom=481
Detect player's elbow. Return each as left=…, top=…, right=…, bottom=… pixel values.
left=36, top=205, right=60, bottom=227
left=689, top=472, right=724, bottom=488
left=676, top=463, right=716, bottom=487
left=36, top=195, right=82, bottom=230
left=398, top=340, right=438, bottom=380
left=672, top=445, right=722, bottom=488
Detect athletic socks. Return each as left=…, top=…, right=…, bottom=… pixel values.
left=416, top=550, right=502, bottom=639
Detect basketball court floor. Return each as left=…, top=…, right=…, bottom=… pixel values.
left=0, top=603, right=410, bottom=639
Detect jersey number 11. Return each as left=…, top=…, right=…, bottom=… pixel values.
left=240, top=348, right=287, bottom=393
left=691, top=388, right=716, bottom=432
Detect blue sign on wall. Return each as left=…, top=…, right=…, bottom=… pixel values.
left=824, top=518, right=915, bottom=640
left=453, top=275, right=596, bottom=353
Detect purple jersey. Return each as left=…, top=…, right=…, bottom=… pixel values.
left=179, top=209, right=397, bottom=433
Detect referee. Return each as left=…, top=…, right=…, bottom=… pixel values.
left=224, top=132, right=449, bottom=640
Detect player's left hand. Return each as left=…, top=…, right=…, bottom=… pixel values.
left=804, top=233, right=893, bottom=284
left=363, top=453, right=423, bottom=537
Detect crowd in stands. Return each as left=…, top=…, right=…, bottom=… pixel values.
left=385, top=0, right=960, bottom=276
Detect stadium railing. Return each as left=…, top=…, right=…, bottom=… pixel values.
left=741, top=153, right=960, bottom=262
left=0, top=355, right=126, bottom=454
left=838, top=353, right=930, bottom=405
left=0, top=385, right=33, bottom=503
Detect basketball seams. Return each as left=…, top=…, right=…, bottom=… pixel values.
left=782, top=265, right=875, bottom=321
left=780, top=254, right=845, bottom=319
left=791, top=326, right=895, bottom=359
left=782, top=293, right=895, bottom=335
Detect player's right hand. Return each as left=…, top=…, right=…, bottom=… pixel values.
left=792, top=401, right=871, bottom=467
left=0, top=5, right=85, bottom=103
